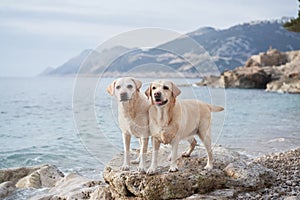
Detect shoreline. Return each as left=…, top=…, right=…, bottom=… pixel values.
left=1, top=146, right=299, bottom=199
left=236, top=147, right=300, bottom=199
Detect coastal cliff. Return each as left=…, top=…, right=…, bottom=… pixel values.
left=1, top=145, right=299, bottom=199
left=198, top=48, right=300, bottom=94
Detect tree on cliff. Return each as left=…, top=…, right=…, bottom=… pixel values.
left=284, top=0, right=300, bottom=32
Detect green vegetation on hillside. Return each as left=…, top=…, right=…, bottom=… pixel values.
left=284, top=0, right=300, bottom=32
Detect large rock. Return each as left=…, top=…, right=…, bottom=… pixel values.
left=103, top=145, right=275, bottom=200
left=245, top=48, right=288, bottom=67
left=198, top=49, right=300, bottom=91
left=266, top=78, right=300, bottom=94
left=0, top=181, right=16, bottom=199
left=197, top=75, right=224, bottom=88
left=16, top=164, right=64, bottom=189
left=222, top=66, right=271, bottom=89
left=0, top=164, right=48, bottom=184
left=0, top=164, right=64, bottom=199
left=198, top=66, right=272, bottom=89
left=32, top=173, right=104, bottom=200
left=224, top=160, right=274, bottom=190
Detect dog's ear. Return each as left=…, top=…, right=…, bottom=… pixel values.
left=145, top=83, right=152, bottom=99
left=107, top=80, right=116, bottom=96
left=171, top=82, right=181, bottom=97
left=132, top=78, right=142, bottom=90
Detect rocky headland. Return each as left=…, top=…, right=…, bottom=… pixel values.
left=1, top=145, right=299, bottom=200
left=198, top=48, right=300, bottom=94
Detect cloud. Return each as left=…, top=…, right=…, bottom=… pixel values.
left=0, top=0, right=180, bottom=39
left=0, top=17, right=133, bottom=39
left=1, top=0, right=297, bottom=36
left=0, top=0, right=106, bottom=16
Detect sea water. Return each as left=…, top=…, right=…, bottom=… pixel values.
left=0, top=77, right=299, bottom=179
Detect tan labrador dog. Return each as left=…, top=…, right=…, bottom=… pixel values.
left=145, top=80, right=224, bottom=174
left=107, top=77, right=150, bottom=172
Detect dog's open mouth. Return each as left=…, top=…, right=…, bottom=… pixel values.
left=120, top=98, right=130, bottom=102
left=155, top=98, right=168, bottom=106
left=120, top=96, right=130, bottom=102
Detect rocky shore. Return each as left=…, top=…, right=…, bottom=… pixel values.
left=198, top=48, right=300, bottom=94
left=236, top=148, right=300, bottom=199
left=0, top=145, right=299, bottom=200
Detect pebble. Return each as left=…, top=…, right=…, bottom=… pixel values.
left=255, top=194, right=261, bottom=198
left=236, top=148, right=300, bottom=199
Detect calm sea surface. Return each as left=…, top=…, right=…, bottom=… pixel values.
left=0, top=77, right=299, bottom=180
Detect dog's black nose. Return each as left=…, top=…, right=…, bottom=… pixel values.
left=121, top=92, right=127, bottom=97
left=154, top=92, right=161, bottom=97
left=120, top=92, right=129, bottom=101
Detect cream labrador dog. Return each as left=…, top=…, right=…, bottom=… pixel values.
left=145, top=80, right=224, bottom=174
left=107, top=77, right=150, bottom=172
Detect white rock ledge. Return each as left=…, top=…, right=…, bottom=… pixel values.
left=0, top=145, right=277, bottom=200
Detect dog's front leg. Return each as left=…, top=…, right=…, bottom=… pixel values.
left=138, top=137, right=149, bottom=172
left=121, top=133, right=131, bottom=171
left=169, top=140, right=179, bottom=172
left=147, top=137, right=160, bottom=175
left=131, top=138, right=141, bottom=164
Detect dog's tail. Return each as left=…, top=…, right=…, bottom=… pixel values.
left=208, top=104, right=224, bottom=112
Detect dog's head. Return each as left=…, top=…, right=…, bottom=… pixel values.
left=145, top=80, right=181, bottom=106
left=107, top=77, right=142, bottom=102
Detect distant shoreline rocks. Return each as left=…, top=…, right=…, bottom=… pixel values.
left=198, top=48, right=300, bottom=94
left=266, top=78, right=300, bottom=94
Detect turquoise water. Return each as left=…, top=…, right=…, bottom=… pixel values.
left=0, top=77, right=300, bottom=179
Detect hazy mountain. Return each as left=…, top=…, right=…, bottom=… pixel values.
left=46, top=46, right=130, bottom=76
left=42, top=19, right=300, bottom=77
left=186, top=19, right=300, bottom=71
left=38, top=66, right=55, bottom=76
left=47, top=49, right=94, bottom=76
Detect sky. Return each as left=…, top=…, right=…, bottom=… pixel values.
left=0, top=0, right=298, bottom=77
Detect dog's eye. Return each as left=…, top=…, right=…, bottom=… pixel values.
left=116, top=85, right=121, bottom=89
left=163, top=86, right=169, bottom=90
left=152, top=86, right=156, bottom=90
left=127, top=84, right=133, bottom=89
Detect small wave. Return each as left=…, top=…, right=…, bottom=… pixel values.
left=4, top=188, right=49, bottom=200
left=267, top=137, right=285, bottom=143
left=24, top=156, right=43, bottom=165
left=23, top=105, right=42, bottom=109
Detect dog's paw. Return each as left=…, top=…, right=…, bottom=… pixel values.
left=146, top=167, right=156, bottom=175
left=120, top=165, right=130, bottom=171
left=204, top=164, right=213, bottom=170
left=137, top=163, right=146, bottom=173
left=181, top=151, right=191, bottom=157
left=168, top=166, right=178, bottom=172
left=137, top=167, right=146, bottom=173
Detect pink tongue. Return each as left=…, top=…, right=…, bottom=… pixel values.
left=155, top=100, right=163, bottom=105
